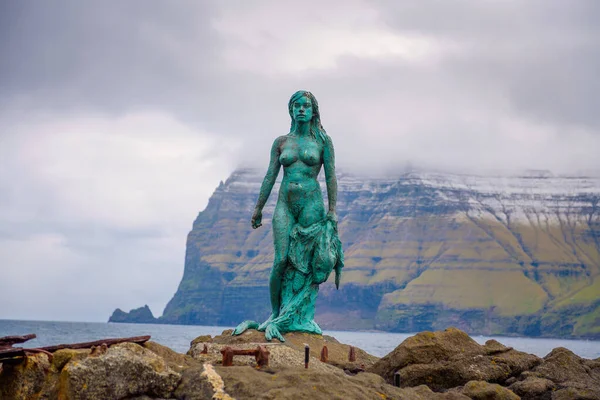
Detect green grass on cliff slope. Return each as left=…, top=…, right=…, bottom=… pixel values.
left=540, top=272, right=592, bottom=300
left=573, top=303, right=600, bottom=336
left=555, top=275, right=600, bottom=308
left=382, top=269, right=548, bottom=316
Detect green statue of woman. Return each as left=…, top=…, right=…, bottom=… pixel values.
left=232, top=90, right=344, bottom=342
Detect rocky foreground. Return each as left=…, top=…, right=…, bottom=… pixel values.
left=1, top=327, right=599, bottom=400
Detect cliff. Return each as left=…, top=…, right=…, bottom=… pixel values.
left=134, top=168, right=600, bottom=338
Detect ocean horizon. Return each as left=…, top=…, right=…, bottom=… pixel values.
left=1, top=319, right=599, bottom=360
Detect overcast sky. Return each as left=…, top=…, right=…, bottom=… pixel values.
left=1, top=1, right=599, bottom=322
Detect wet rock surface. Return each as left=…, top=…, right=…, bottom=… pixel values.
left=1, top=328, right=598, bottom=399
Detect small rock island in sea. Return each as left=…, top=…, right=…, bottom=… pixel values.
left=2, top=327, right=599, bottom=399
left=109, top=305, right=157, bottom=324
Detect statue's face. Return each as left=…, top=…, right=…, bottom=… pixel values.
left=292, top=95, right=313, bottom=123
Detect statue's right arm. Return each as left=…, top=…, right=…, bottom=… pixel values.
left=254, top=137, right=283, bottom=213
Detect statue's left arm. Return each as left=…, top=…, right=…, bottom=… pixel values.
left=323, top=135, right=337, bottom=220
left=324, top=135, right=342, bottom=289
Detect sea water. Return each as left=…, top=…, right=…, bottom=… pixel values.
left=1, top=320, right=598, bottom=359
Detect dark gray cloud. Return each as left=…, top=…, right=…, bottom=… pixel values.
left=2, top=1, right=598, bottom=138
left=0, top=1, right=220, bottom=117
left=377, top=0, right=600, bottom=129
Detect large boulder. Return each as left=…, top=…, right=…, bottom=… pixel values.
left=369, top=327, right=540, bottom=391
left=0, top=348, right=94, bottom=400
left=508, top=347, right=600, bottom=400
left=369, top=328, right=483, bottom=380
left=508, top=377, right=554, bottom=399
left=58, top=342, right=181, bottom=399
left=0, top=353, right=51, bottom=400
left=535, top=347, right=600, bottom=387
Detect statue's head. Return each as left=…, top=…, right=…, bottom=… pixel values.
left=288, top=90, right=327, bottom=142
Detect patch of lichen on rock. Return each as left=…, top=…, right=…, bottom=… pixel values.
left=57, top=342, right=181, bottom=399
left=0, top=353, right=51, bottom=400
left=462, top=380, right=519, bottom=400
left=52, top=349, right=91, bottom=371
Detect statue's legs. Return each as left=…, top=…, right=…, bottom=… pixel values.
left=269, top=200, right=293, bottom=318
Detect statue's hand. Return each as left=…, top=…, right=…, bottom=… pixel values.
left=335, top=266, right=342, bottom=290
left=326, top=210, right=338, bottom=229
left=326, top=210, right=337, bottom=222
left=251, top=210, right=263, bottom=229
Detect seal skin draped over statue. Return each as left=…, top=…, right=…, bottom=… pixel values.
left=231, top=90, right=344, bottom=341
left=274, top=217, right=344, bottom=334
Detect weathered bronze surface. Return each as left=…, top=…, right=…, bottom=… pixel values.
left=232, top=91, right=344, bottom=342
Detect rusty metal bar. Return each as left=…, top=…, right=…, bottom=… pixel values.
left=320, top=345, right=328, bottom=363
left=256, top=345, right=270, bottom=368
left=38, top=335, right=151, bottom=352
left=220, top=345, right=270, bottom=368
left=221, top=346, right=234, bottom=366
left=348, top=346, right=356, bottom=362
left=0, top=334, right=36, bottom=348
